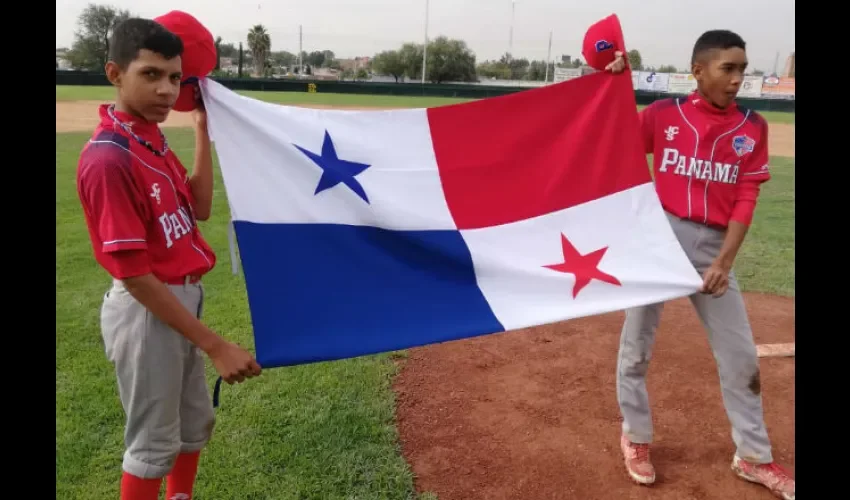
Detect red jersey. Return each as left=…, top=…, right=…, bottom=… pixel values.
left=639, top=91, right=771, bottom=228
left=76, top=104, right=217, bottom=283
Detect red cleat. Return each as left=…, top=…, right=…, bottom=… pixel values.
left=620, top=434, right=656, bottom=485
left=732, top=456, right=795, bottom=500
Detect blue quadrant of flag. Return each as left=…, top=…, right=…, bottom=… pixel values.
left=233, top=220, right=506, bottom=367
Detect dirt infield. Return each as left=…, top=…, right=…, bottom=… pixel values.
left=55, top=100, right=396, bottom=133
left=394, top=293, right=794, bottom=500
left=56, top=100, right=795, bottom=158
left=769, top=124, right=794, bottom=158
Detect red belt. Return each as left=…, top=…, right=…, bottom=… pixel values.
left=165, top=275, right=202, bottom=286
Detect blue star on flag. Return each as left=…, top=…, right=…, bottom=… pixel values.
left=293, top=130, right=372, bottom=203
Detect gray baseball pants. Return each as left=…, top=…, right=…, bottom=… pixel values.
left=100, top=278, right=216, bottom=479
left=616, top=212, right=773, bottom=464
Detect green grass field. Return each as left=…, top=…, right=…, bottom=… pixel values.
left=56, top=88, right=794, bottom=499
left=56, top=85, right=796, bottom=124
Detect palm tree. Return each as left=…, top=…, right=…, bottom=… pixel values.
left=246, top=25, right=271, bottom=76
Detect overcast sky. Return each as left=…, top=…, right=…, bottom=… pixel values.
left=56, top=0, right=795, bottom=72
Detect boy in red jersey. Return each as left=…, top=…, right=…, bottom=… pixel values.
left=75, top=18, right=262, bottom=500
left=607, top=31, right=794, bottom=499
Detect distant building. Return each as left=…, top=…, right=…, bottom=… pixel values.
left=310, top=67, right=342, bottom=80
left=338, top=56, right=371, bottom=72
left=782, top=52, right=795, bottom=78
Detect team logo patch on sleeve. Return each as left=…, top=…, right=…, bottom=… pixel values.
left=732, top=135, right=755, bottom=156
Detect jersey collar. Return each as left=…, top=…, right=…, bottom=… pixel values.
left=687, top=91, right=738, bottom=116
left=98, top=104, right=163, bottom=142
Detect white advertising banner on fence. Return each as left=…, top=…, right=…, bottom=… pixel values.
left=636, top=71, right=669, bottom=92
left=667, top=73, right=697, bottom=94
left=553, top=67, right=582, bottom=83
left=760, top=76, right=795, bottom=97
left=631, top=71, right=639, bottom=90
left=738, top=76, right=764, bottom=98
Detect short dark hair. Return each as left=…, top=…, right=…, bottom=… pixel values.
left=108, top=18, right=184, bottom=68
left=691, top=30, right=746, bottom=65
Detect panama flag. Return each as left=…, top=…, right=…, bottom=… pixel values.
left=200, top=71, right=703, bottom=369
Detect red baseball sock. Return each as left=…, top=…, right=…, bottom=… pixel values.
left=120, top=472, right=162, bottom=500
left=165, top=451, right=201, bottom=500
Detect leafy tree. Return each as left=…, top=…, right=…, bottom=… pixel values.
left=476, top=60, right=511, bottom=79
left=306, top=51, right=328, bottom=68
left=64, top=3, right=132, bottom=71
left=477, top=58, right=554, bottom=82
left=269, top=51, right=296, bottom=69
left=383, top=37, right=476, bottom=83
left=526, top=60, right=551, bottom=81
left=218, top=42, right=238, bottom=59
left=627, top=49, right=642, bottom=71
left=372, top=50, right=406, bottom=82
left=426, top=36, right=476, bottom=83
left=398, top=43, right=424, bottom=81
left=321, top=50, right=336, bottom=68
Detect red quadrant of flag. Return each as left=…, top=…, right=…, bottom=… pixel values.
left=427, top=71, right=651, bottom=230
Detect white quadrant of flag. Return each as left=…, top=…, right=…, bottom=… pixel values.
left=461, top=183, right=701, bottom=330
left=202, top=82, right=455, bottom=230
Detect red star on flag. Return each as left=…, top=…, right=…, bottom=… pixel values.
left=543, top=234, right=622, bottom=298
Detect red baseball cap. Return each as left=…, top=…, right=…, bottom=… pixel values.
left=154, top=10, right=216, bottom=112
left=581, top=14, right=626, bottom=72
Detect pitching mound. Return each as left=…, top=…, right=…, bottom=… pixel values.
left=393, top=292, right=794, bottom=500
